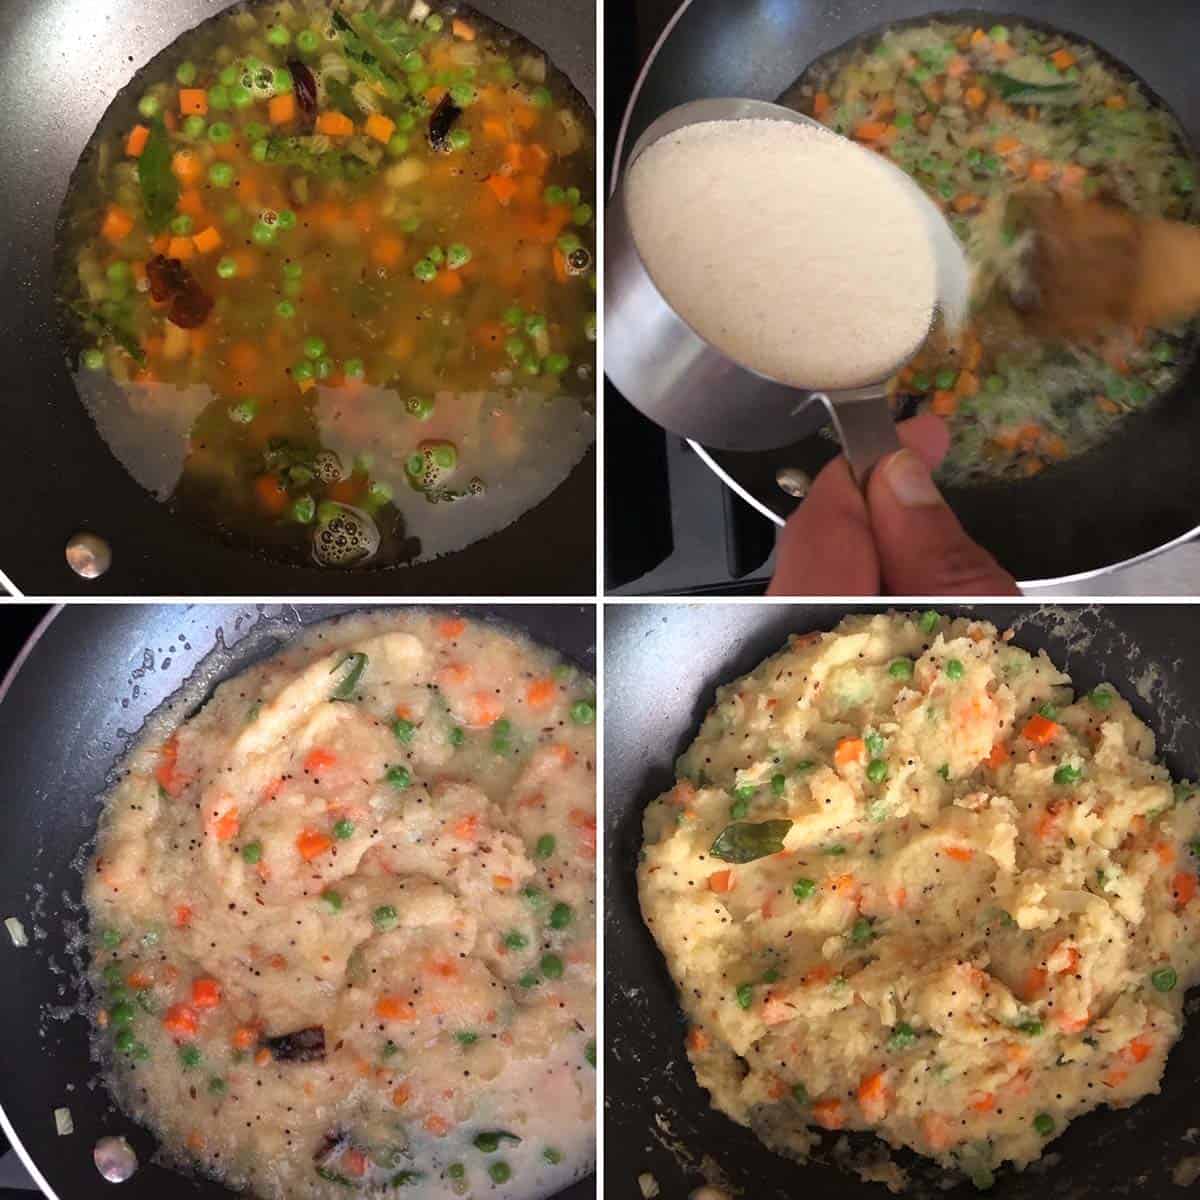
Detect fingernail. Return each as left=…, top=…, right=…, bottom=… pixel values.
left=882, top=449, right=943, bottom=508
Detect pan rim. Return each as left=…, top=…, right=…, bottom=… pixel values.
left=608, top=0, right=1200, bottom=591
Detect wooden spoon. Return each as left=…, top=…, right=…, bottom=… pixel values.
left=1024, top=194, right=1200, bottom=339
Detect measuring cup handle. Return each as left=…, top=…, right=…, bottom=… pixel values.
left=814, top=387, right=902, bottom=487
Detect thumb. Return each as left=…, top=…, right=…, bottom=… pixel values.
left=866, top=449, right=1021, bottom=595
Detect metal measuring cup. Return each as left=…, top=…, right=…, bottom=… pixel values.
left=605, top=97, right=968, bottom=483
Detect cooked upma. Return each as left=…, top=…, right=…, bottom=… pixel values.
left=639, top=611, right=1199, bottom=1188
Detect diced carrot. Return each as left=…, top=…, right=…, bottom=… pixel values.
left=233, top=1026, right=259, bottom=1050
left=552, top=247, right=569, bottom=284
left=439, top=663, right=472, bottom=687
left=304, top=748, right=337, bottom=774
left=1035, top=810, right=1060, bottom=840
left=164, top=1003, right=199, bottom=1037
left=813, top=91, right=831, bottom=118
left=943, top=845, right=975, bottom=863
left=812, top=1098, right=845, bottom=1130
left=969, top=1091, right=996, bottom=1113
left=1022, top=967, right=1048, bottom=1000
left=525, top=679, right=557, bottom=709
left=1171, top=871, right=1197, bottom=908
left=254, top=1047, right=271, bottom=1067
left=166, top=235, right=195, bottom=261
left=192, top=225, right=221, bottom=255
left=1021, top=714, right=1059, bottom=745
left=921, top=1112, right=956, bottom=1151
left=424, top=1114, right=454, bottom=1136
left=191, top=978, right=222, bottom=1009
left=316, top=111, right=355, bottom=137
left=1055, top=1010, right=1089, bottom=1034
left=946, top=55, right=969, bottom=78
left=828, top=873, right=859, bottom=899
left=437, top=616, right=467, bottom=640
left=970, top=27, right=989, bottom=46
left=994, top=134, right=1022, bottom=156
left=964, top=86, right=987, bottom=110
left=156, top=734, right=184, bottom=796
left=485, top=174, right=519, bottom=205
left=126, top=124, right=150, bottom=158
left=364, top=112, right=396, bottom=144
left=377, top=995, right=417, bottom=1021
left=953, top=192, right=981, bottom=214
left=1028, top=158, right=1055, bottom=182
left=255, top=474, right=289, bottom=515
left=525, top=143, right=551, bottom=175
left=178, top=89, right=208, bottom=116
left=452, top=814, right=479, bottom=840
left=932, top=389, right=958, bottom=416
left=1103, top=1065, right=1130, bottom=1088
left=687, top=1027, right=711, bottom=1053
left=708, top=869, right=735, bottom=894
left=857, top=1070, right=890, bottom=1121
left=296, top=828, right=333, bottom=861
left=834, top=736, right=866, bottom=766
left=186, top=1131, right=206, bottom=1152
left=1050, top=48, right=1076, bottom=71
left=1125, top=1037, right=1153, bottom=1064
left=956, top=370, right=980, bottom=398
left=370, top=234, right=405, bottom=269
left=433, top=269, right=463, bottom=296
left=101, top=205, right=135, bottom=243
left=986, top=742, right=1010, bottom=769
left=211, top=808, right=239, bottom=842
left=1154, top=841, right=1176, bottom=867
left=451, top=17, right=475, bottom=39
left=177, top=188, right=206, bottom=219
left=268, top=93, right=296, bottom=126
left=342, top=1149, right=368, bottom=1178
left=853, top=119, right=889, bottom=142
left=466, top=691, right=505, bottom=729
left=392, top=1083, right=411, bottom=1107
left=482, top=116, right=509, bottom=142
left=126, top=969, right=154, bottom=990
left=171, top=150, right=203, bottom=185
left=993, top=41, right=1016, bottom=62
left=1105, top=94, right=1128, bottom=110
left=172, top=904, right=193, bottom=928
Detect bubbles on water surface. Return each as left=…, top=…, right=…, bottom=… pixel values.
left=312, top=505, right=379, bottom=568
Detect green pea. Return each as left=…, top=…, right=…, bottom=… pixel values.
left=408, top=70, right=430, bottom=94
left=241, top=840, right=262, bottom=864
left=209, top=162, right=235, bottom=188
left=446, top=243, right=471, bottom=269
left=102, top=963, right=125, bottom=987
left=585, top=1040, right=596, bottom=1067
left=267, top=24, right=291, bottom=46
left=1017, top=1019, right=1044, bottom=1035
left=292, top=360, right=314, bottom=383
left=290, top=495, right=315, bottom=524
left=544, top=353, right=569, bottom=375
left=82, top=348, right=106, bottom=371
left=945, top=659, right=964, bottom=680
left=735, top=983, right=753, bottom=1010
left=228, top=399, right=258, bottom=424
left=207, top=121, right=233, bottom=144
left=544, top=185, right=566, bottom=205
left=572, top=203, right=593, bottom=226
left=934, top=368, right=957, bottom=390
left=489, top=1163, right=512, bottom=1184
left=282, top=262, right=303, bottom=287
left=450, top=83, right=476, bottom=107
left=448, top=726, right=465, bottom=748
left=984, top=374, right=1005, bottom=394
left=333, top=819, right=354, bottom=840
left=138, top=94, right=161, bottom=118
left=989, top=24, right=1009, bottom=41
left=276, top=209, right=296, bottom=231
left=529, top=86, right=552, bottom=108
left=447, top=1163, right=465, bottom=1180
left=556, top=233, right=581, bottom=256
left=178, top=1045, right=201, bottom=1070
left=518, top=972, right=539, bottom=989
left=910, top=372, right=931, bottom=392
left=216, top=255, right=238, bottom=280
left=386, top=765, right=412, bottom=789
left=791, top=1082, right=808, bottom=1104
left=535, top=834, right=556, bottom=859
left=251, top=139, right=269, bottom=163
left=729, top=797, right=749, bottom=820
left=548, top=902, right=573, bottom=931
left=1038, top=703, right=1059, bottom=720
left=275, top=300, right=296, bottom=320
left=344, top=357, right=364, bottom=379
left=367, top=481, right=393, bottom=507
left=1054, top=764, right=1082, bottom=786
left=413, top=258, right=437, bottom=283
left=296, top=29, right=320, bottom=54
left=183, top=114, right=207, bottom=138
left=252, top=219, right=277, bottom=244
left=229, top=84, right=253, bottom=109
left=176, top=61, right=197, bottom=86
left=320, top=889, right=342, bottom=913
left=1152, top=966, right=1178, bottom=992
left=110, top=1000, right=135, bottom=1027
left=1151, top=341, right=1175, bottom=364
left=866, top=758, right=888, bottom=784
left=373, top=905, right=399, bottom=931
left=1033, top=1112, right=1055, bottom=1136
left=564, top=187, right=582, bottom=207
left=793, top=878, right=816, bottom=901
left=393, top=718, right=416, bottom=745
left=298, top=335, right=323, bottom=361
left=405, top=395, right=435, bottom=420
left=887, top=1022, right=916, bottom=1050
left=386, top=132, right=412, bottom=157
left=218, top=65, right=239, bottom=87
left=114, top=1029, right=136, bottom=1053
left=208, top=84, right=230, bottom=110
left=887, top=658, right=914, bottom=681
left=570, top=699, right=594, bottom=725
left=540, top=954, right=564, bottom=979
left=849, top=917, right=875, bottom=945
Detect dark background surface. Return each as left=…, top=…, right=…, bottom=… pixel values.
left=0, top=605, right=595, bottom=1199
left=606, top=602, right=1200, bottom=1198
left=0, top=0, right=595, bottom=598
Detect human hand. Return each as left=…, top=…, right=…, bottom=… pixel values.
left=767, top=414, right=1020, bottom=596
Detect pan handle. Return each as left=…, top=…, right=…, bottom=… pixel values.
left=811, top=386, right=902, bottom=487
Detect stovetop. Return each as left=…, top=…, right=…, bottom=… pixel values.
left=603, top=0, right=1200, bottom=598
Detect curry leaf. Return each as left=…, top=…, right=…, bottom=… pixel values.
left=710, top=820, right=792, bottom=864
left=70, top=300, right=145, bottom=364
left=990, top=73, right=1078, bottom=104
left=137, top=118, right=178, bottom=233
left=331, top=652, right=368, bottom=700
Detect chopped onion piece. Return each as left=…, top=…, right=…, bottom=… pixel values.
left=638, top=1174, right=661, bottom=1198
left=5, top=917, right=28, bottom=948
left=409, top=0, right=431, bottom=20
left=54, top=1107, right=74, bottom=1136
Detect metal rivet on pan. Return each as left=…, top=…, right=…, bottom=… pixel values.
left=65, top=533, right=112, bottom=579
left=775, top=468, right=812, bottom=499
left=93, top=1136, right=137, bottom=1182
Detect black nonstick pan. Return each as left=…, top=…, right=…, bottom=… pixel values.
left=610, top=0, right=1200, bottom=587
left=0, top=0, right=594, bottom=597
left=0, top=604, right=595, bottom=1199
left=605, top=602, right=1200, bottom=1198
